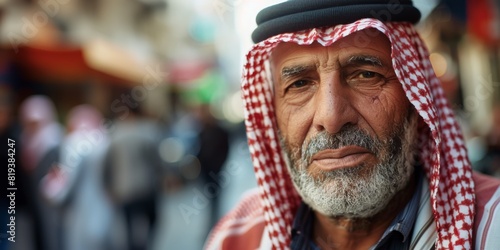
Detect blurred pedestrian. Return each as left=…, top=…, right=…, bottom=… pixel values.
left=19, top=95, right=63, bottom=250
left=103, top=106, right=162, bottom=250
left=40, top=104, right=112, bottom=250
left=193, top=104, right=229, bottom=231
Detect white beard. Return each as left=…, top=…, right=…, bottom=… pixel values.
left=281, top=112, right=419, bottom=218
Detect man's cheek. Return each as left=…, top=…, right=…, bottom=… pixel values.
left=274, top=102, right=287, bottom=130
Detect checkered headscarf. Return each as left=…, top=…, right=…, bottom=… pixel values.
left=242, top=19, right=475, bottom=249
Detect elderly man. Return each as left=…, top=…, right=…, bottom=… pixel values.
left=206, top=1, right=500, bottom=249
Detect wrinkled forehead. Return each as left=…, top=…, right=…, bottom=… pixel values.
left=269, top=28, right=392, bottom=70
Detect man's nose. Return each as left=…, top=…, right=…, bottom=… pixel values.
left=312, top=74, right=358, bottom=134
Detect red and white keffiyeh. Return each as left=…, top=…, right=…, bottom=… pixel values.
left=235, top=18, right=475, bottom=249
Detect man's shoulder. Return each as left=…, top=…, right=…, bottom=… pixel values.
left=472, top=172, right=500, bottom=249
left=473, top=171, right=500, bottom=206
left=205, top=188, right=267, bottom=250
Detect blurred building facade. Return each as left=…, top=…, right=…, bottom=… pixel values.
left=0, top=0, right=247, bottom=123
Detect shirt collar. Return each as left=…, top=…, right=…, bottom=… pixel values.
left=375, top=169, right=423, bottom=247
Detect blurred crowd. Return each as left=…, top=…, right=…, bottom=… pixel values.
left=0, top=89, right=244, bottom=250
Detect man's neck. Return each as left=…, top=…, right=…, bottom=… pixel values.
left=312, top=174, right=416, bottom=250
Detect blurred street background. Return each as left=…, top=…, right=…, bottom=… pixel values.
left=0, top=0, right=499, bottom=249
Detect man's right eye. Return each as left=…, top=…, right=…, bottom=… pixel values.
left=290, top=80, right=310, bottom=89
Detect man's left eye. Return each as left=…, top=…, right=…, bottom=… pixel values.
left=358, top=71, right=378, bottom=78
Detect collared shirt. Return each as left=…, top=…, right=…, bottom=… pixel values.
left=290, top=171, right=423, bottom=250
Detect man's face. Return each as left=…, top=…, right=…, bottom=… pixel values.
left=270, top=30, right=418, bottom=218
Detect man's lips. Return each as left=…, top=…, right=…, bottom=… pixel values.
left=310, top=146, right=374, bottom=170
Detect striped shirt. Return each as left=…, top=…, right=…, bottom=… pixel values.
left=290, top=172, right=423, bottom=250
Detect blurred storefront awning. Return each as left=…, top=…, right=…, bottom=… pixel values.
left=8, top=39, right=153, bottom=86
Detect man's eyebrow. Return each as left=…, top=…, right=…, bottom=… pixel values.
left=281, top=65, right=315, bottom=80
left=346, top=55, right=383, bottom=67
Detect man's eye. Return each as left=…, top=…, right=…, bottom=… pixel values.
left=290, top=80, right=310, bottom=88
left=357, top=71, right=378, bottom=79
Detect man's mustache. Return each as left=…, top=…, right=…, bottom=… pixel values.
left=301, top=126, right=382, bottom=166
